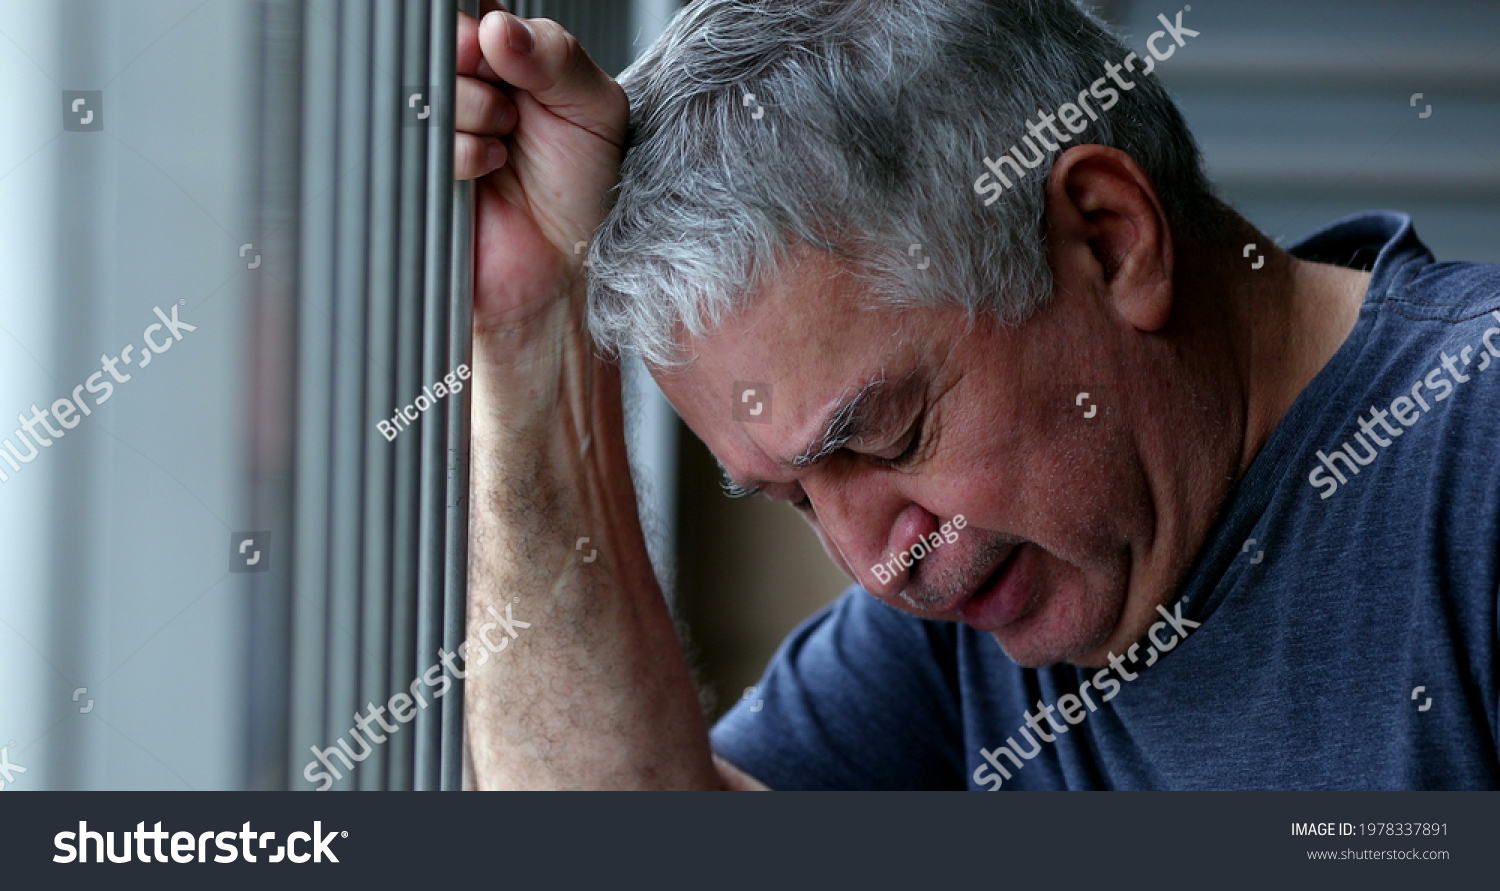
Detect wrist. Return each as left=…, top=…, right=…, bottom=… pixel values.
left=469, top=293, right=637, bottom=512
left=467, top=325, right=660, bottom=603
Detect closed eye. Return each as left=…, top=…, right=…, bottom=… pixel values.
left=869, top=415, right=923, bottom=468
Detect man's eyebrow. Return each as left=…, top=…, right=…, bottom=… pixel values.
left=717, top=371, right=916, bottom=498
left=718, top=466, right=762, bottom=499
left=789, top=375, right=889, bottom=469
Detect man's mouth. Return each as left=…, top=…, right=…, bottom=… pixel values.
left=954, top=543, right=1035, bottom=631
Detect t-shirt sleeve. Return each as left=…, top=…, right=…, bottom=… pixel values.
left=709, top=587, right=967, bottom=790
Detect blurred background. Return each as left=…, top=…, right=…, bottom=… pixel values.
left=0, top=0, right=1495, bottom=789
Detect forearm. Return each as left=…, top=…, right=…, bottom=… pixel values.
left=464, top=296, right=720, bottom=789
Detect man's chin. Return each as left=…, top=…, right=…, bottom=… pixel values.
left=978, top=575, right=1120, bottom=668
left=985, top=625, right=1075, bottom=668
left=986, top=625, right=1112, bottom=668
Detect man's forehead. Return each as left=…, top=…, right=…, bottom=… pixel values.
left=654, top=272, right=859, bottom=418
left=681, top=247, right=865, bottom=355
left=648, top=249, right=936, bottom=482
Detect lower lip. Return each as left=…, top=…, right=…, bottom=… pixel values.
left=958, top=544, right=1035, bottom=631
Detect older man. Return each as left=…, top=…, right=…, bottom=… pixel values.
left=453, top=0, right=1500, bottom=789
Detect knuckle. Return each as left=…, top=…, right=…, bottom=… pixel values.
left=558, top=31, right=584, bottom=65
left=533, top=18, right=583, bottom=66
left=454, top=135, right=482, bottom=174
left=463, top=83, right=500, bottom=129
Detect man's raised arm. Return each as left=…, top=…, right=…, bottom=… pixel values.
left=454, top=8, right=748, bottom=790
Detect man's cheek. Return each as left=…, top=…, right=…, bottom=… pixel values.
left=809, top=520, right=859, bottom=582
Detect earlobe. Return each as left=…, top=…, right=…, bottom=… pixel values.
left=1045, top=145, right=1174, bottom=333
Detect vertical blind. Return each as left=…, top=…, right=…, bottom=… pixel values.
left=258, top=0, right=474, bottom=792
left=247, top=0, right=675, bottom=792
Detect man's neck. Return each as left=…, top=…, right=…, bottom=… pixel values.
left=1218, top=224, right=1371, bottom=476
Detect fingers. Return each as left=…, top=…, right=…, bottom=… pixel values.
left=457, top=11, right=499, bottom=80
left=457, top=76, right=517, bottom=136
left=454, top=75, right=516, bottom=180
left=457, top=3, right=513, bottom=80
left=455, top=133, right=507, bottom=181
left=453, top=6, right=626, bottom=182
left=475, top=10, right=627, bottom=144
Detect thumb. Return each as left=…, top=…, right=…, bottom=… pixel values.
left=476, top=10, right=627, bottom=146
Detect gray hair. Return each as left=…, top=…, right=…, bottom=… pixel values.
left=588, top=0, right=1219, bottom=367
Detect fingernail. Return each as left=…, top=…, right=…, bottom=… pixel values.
left=486, top=142, right=506, bottom=169
left=504, top=13, right=534, bottom=55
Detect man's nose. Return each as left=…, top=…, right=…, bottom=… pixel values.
left=861, top=503, right=941, bottom=595
left=804, top=474, right=935, bottom=596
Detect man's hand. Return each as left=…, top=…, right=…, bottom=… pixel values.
left=455, top=7, right=627, bottom=331
left=453, top=9, right=741, bottom=790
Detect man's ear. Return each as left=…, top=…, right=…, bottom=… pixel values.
left=1044, top=144, right=1173, bottom=333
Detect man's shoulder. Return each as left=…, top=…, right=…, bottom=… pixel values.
left=1359, top=255, right=1500, bottom=462
left=1391, top=256, right=1500, bottom=324
left=1319, top=244, right=1500, bottom=488
left=1195, top=226, right=1500, bottom=641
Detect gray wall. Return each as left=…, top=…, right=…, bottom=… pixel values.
left=1127, top=0, right=1500, bottom=260
left=0, top=0, right=254, bottom=789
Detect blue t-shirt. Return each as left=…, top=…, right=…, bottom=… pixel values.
left=710, top=212, right=1500, bottom=790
